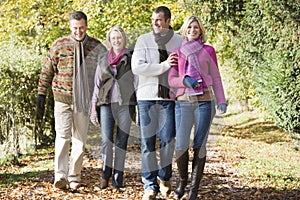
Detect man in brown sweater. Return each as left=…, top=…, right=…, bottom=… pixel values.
left=37, top=11, right=106, bottom=190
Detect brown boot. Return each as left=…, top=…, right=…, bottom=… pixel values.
left=188, top=148, right=206, bottom=200
left=174, top=150, right=189, bottom=199
left=100, top=178, right=109, bottom=189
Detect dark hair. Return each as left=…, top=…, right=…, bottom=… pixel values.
left=154, top=6, right=171, bottom=20
left=69, top=11, right=87, bottom=23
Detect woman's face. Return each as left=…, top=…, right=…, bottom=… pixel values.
left=110, top=30, right=125, bottom=53
left=186, top=20, right=201, bottom=41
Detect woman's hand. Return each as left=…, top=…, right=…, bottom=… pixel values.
left=217, top=103, right=227, bottom=114
left=90, top=104, right=99, bottom=126
left=183, top=76, right=201, bottom=88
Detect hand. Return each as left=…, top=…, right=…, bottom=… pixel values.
left=167, top=52, right=178, bottom=67
left=217, top=103, right=227, bottom=114
left=36, top=94, right=46, bottom=119
left=183, top=76, right=200, bottom=88
left=135, top=112, right=139, bottom=126
left=90, top=104, right=99, bottom=126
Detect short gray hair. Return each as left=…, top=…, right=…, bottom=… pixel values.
left=106, top=26, right=128, bottom=48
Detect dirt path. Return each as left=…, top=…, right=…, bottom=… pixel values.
left=0, top=115, right=298, bottom=199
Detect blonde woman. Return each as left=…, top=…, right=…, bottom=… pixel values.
left=168, top=16, right=227, bottom=199
left=90, top=26, right=136, bottom=190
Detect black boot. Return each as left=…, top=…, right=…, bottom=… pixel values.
left=188, top=148, right=206, bottom=200
left=174, top=150, right=189, bottom=199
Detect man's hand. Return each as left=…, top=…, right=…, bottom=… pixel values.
left=167, top=52, right=178, bottom=67
left=36, top=94, right=46, bottom=119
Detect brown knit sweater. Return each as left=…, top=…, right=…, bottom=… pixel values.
left=38, top=35, right=106, bottom=105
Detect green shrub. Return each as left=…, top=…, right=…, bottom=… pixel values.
left=185, top=0, right=300, bottom=142
left=0, top=39, right=54, bottom=161
left=244, top=0, right=300, bottom=137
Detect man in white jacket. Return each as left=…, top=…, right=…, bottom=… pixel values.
left=132, top=6, right=182, bottom=200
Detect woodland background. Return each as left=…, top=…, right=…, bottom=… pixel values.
left=0, top=0, right=299, bottom=165
left=0, top=0, right=299, bottom=199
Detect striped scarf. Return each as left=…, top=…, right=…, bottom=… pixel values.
left=179, top=38, right=203, bottom=80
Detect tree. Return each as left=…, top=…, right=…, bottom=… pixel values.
left=0, top=0, right=188, bottom=160
left=184, top=0, right=300, bottom=143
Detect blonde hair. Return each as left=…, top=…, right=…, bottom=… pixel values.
left=180, top=16, right=207, bottom=43
left=106, top=26, right=128, bottom=48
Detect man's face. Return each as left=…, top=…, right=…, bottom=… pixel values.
left=152, top=12, right=170, bottom=34
left=70, top=18, right=87, bottom=41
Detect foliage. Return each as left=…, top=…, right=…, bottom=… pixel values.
left=184, top=0, right=300, bottom=138
left=0, top=38, right=53, bottom=161
left=0, top=0, right=299, bottom=157
left=0, top=0, right=72, bottom=49
left=182, top=0, right=257, bottom=109
left=240, top=0, right=300, bottom=135
left=87, top=0, right=156, bottom=48
left=0, top=0, right=187, bottom=49
left=0, top=0, right=188, bottom=158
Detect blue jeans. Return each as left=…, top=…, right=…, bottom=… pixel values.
left=100, top=103, right=135, bottom=187
left=138, top=100, right=176, bottom=193
left=175, top=101, right=215, bottom=157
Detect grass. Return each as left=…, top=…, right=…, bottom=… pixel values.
left=218, top=107, right=300, bottom=191
left=0, top=148, right=54, bottom=188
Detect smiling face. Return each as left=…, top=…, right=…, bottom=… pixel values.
left=70, top=18, right=87, bottom=41
left=109, top=30, right=125, bottom=54
left=185, top=20, right=201, bottom=41
left=152, top=11, right=170, bottom=34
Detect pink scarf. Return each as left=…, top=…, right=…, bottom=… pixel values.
left=179, top=38, right=203, bottom=80
left=108, top=48, right=127, bottom=66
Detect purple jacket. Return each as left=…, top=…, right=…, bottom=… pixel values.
left=168, top=44, right=226, bottom=105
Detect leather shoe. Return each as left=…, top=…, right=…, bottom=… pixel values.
left=54, top=178, right=67, bottom=189
left=69, top=181, right=80, bottom=190
left=112, top=185, right=121, bottom=192
left=100, top=179, right=108, bottom=189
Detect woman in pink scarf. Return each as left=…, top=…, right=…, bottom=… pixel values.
left=168, top=16, right=227, bottom=200
left=90, top=26, right=136, bottom=190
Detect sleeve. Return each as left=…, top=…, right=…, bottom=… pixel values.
left=37, top=48, right=56, bottom=95
left=168, top=66, right=185, bottom=89
left=91, top=63, right=102, bottom=104
left=208, top=47, right=226, bottom=105
left=168, top=49, right=185, bottom=89
left=131, top=35, right=171, bottom=77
